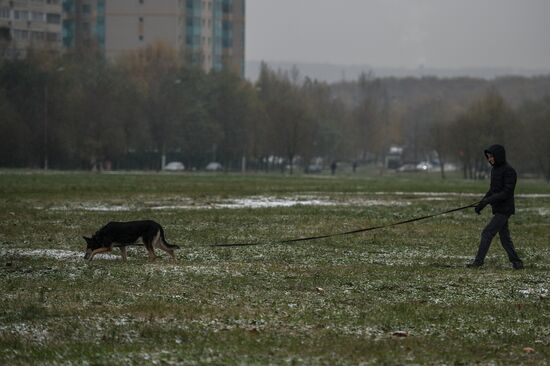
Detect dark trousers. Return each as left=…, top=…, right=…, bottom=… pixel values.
left=475, top=213, right=522, bottom=264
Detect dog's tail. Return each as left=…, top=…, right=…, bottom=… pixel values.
left=159, top=227, right=180, bottom=249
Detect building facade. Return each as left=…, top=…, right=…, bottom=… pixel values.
left=1, top=0, right=245, bottom=75
left=0, top=0, right=64, bottom=59
left=62, top=0, right=105, bottom=52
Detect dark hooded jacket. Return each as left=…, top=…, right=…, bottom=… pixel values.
left=482, top=144, right=516, bottom=216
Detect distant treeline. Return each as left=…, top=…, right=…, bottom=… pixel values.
left=1, top=45, right=549, bottom=180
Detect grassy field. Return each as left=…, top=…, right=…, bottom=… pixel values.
left=1, top=171, right=549, bottom=365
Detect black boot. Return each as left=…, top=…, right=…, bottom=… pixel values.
left=467, top=260, right=483, bottom=268
left=512, top=261, right=524, bottom=270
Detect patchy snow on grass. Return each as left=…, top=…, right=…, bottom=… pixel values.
left=354, top=248, right=472, bottom=268
left=30, top=189, right=550, bottom=214
left=375, top=191, right=550, bottom=199
left=518, top=207, right=550, bottom=216
left=0, top=323, right=51, bottom=344
left=42, top=190, right=550, bottom=213
left=0, top=248, right=119, bottom=261
left=215, top=196, right=411, bottom=209
left=217, top=196, right=334, bottom=208
left=49, top=203, right=132, bottom=212
left=374, top=191, right=479, bottom=198
left=516, top=193, right=550, bottom=198
left=44, top=195, right=413, bottom=211
left=518, top=287, right=549, bottom=299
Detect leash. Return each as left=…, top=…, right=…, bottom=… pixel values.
left=211, top=201, right=479, bottom=248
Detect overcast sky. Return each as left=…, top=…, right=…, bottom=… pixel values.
left=246, top=0, right=550, bottom=70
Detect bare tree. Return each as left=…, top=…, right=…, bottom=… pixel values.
left=519, top=96, right=550, bottom=181
left=450, top=88, right=517, bottom=179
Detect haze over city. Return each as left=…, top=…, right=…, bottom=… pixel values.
left=246, top=0, right=550, bottom=80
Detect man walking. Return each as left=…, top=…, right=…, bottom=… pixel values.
left=468, top=144, right=524, bottom=269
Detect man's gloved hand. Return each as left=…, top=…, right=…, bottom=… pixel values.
left=475, top=200, right=488, bottom=215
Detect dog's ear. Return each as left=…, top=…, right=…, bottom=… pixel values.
left=83, top=236, right=92, bottom=244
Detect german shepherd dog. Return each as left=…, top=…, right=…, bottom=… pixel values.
left=83, top=220, right=179, bottom=261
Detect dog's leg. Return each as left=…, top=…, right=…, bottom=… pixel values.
left=160, top=247, right=176, bottom=261
left=167, top=249, right=176, bottom=261
left=119, top=246, right=128, bottom=261
left=156, top=233, right=176, bottom=261
left=147, top=250, right=157, bottom=261
left=88, top=247, right=112, bottom=261
left=145, top=232, right=160, bottom=261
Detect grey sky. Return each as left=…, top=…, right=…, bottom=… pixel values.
left=246, top=0, right=550, bottom=69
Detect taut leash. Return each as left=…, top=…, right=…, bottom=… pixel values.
left=211, top=201, right=479, bottom=248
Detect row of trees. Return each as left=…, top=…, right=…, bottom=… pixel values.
left=1, top=45, right=549, bottom=180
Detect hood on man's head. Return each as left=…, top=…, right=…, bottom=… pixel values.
left=484, top=144, right=506, bottom=166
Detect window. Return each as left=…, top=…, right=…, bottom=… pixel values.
left=46, top=13, right=61, bottom=24
left=222, top=37, right=232, bottom=48
left=222, top=0, right=232, bottom=13
left=31, top=31, right=45, bottom=40
left=186, top=34, right=200, bottom=47
left=13, top=29, right=29, bottom=40
left=82, top=4, right=91, bottom=14
left=63, top=0, right=74, bottom=12
left=14, top=10, right=29, bottom=21
left=82, top=22, right=90, bottom=35
left=46, top=32, right=59, bottom=42
left=31, top=11, right=44, bottom=21
left=0, top=8, right=10, bottom=19
left=139, top=35, right=144, bottom=41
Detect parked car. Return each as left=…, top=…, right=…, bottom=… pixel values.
left=307, top=163, right=323, bottom=173
left=397, top=163, right=417, bottom=172
left=205, top=162, right=223, bottom=171
left=163, top=161, right=185, bottom=171
left=416, top=161, right=434, bottom=171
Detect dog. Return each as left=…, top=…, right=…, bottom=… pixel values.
left=83, top=220, right=179, bottom=261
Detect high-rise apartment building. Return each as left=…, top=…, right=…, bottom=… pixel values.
left=62, top=0, right=105, bottom=52
left=1, top=0, right=245, bottom=76
left=0, top=0, right=64, bottom=59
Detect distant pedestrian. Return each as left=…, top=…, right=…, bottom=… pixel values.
left=468, top=144, right=524, bottom=269
left=330, top=161, right=337, bottom=175
left=352, top=160, right=358, bottom=173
